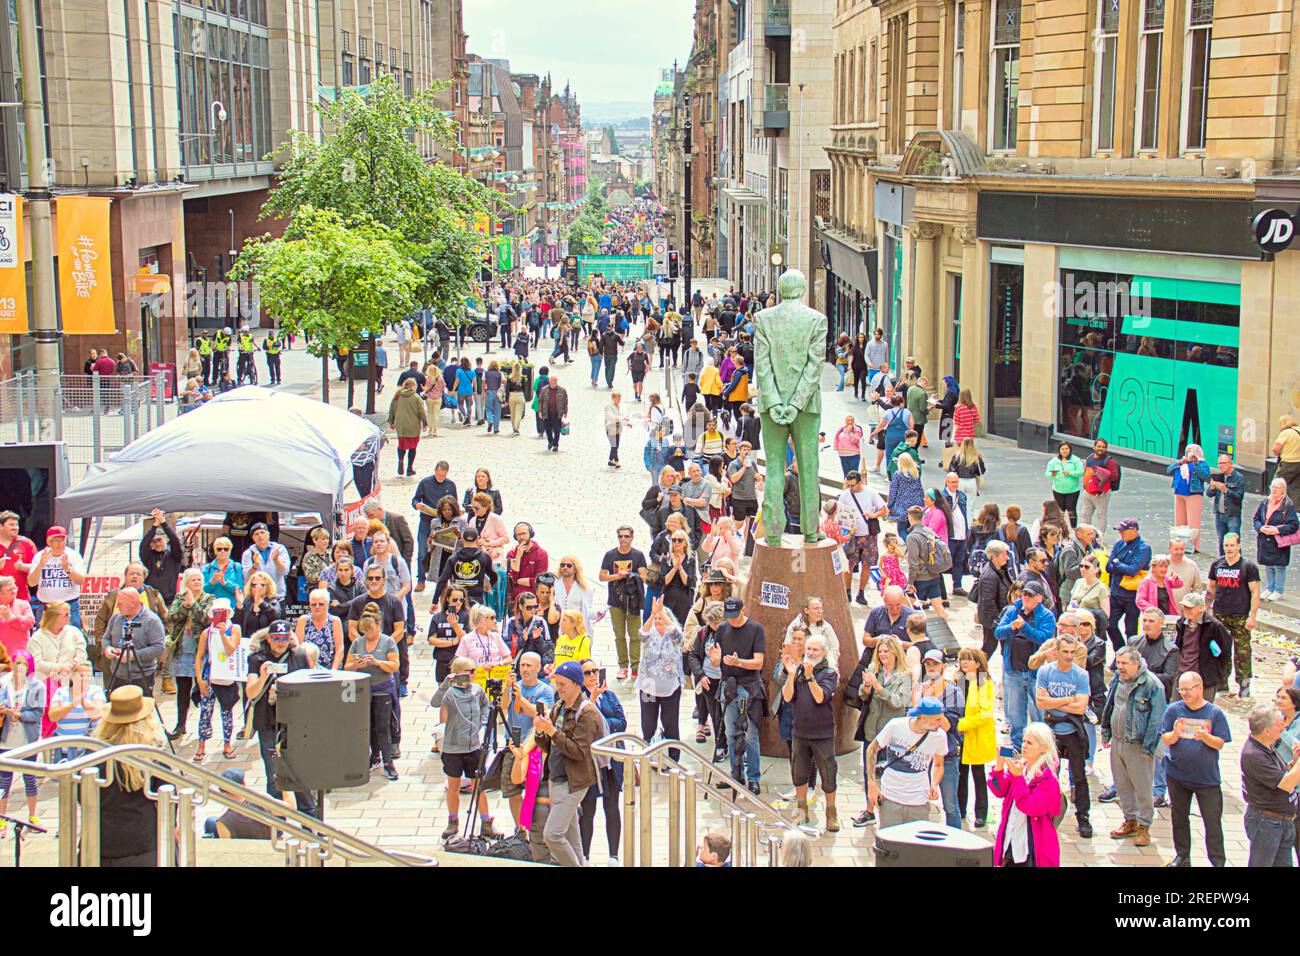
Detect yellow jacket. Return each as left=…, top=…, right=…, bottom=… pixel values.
left=956, top=674, right=997, bottom=765
left=699, top=365, right=723, bottom=396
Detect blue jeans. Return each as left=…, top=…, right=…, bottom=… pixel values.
left=898, top=522, right=913, bottom=543
left=1245, top=807, right=1296, bottom=867
left=589, top=353, right=603, bottom=383
left=835, top=365, right=847, bottom=390
left=485, top=392, right=502, bottom=433
left=642, top=583, right=663, bottom=624
left=724, top=686, right=762, bottom=784
left=1002, top=669, right=1041, bottom=752
left=416, top=518, right=431, bottom=583
left=1265, top=565, right=1288, bottom=594
left=949, top=538, right=968, bottom=591
left=838, top=454, right=860, bottom=476
left=940, top=752, right=961, bottom=829
left=1153, top=741, right=1167, bottom=797
left=29, top=597, right=81, bottom=630
left=1214, top=513, right=1241, bottom=555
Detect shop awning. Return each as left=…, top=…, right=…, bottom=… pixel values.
left=722, top=186, right=763, bottom=206
left=820, top=228, right=878, bottom=300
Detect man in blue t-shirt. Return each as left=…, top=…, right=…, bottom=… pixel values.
left=1035, top=633, right=1094, bottom=838
left=1160, top=671, right=1231, bottom=867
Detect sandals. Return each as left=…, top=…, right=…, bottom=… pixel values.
left=695, top=728, right=710, bottom=743
left=192, top=748, right=207, bottom=763
left=222, top=744, right=236, bottom=759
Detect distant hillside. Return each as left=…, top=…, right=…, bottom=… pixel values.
left=583, top=101, right=652, bottom=125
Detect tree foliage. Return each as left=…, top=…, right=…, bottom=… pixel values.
left=259, top=73, right=500, bottom=325
left=232, top=206, right=424, bottom=355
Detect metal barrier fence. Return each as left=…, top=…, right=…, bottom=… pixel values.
left=0, top=370, right=172, bottom=483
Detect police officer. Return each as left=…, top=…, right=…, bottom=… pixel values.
left=213, top=326, right=232, bottom=381
left=262, top=331, right=283, bottom=385
left=197, top=333, right=213, bottom=385
left=236, top=327, right=257, bottom=384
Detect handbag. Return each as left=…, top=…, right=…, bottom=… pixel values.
left=482, top=747, right=507, bottom=791
left=1277, top=528, right=1300, bottom=548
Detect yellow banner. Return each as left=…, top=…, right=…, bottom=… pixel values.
left=0, top=194, right=27, bottom=334
left=57, top=196, right=115, bottom=334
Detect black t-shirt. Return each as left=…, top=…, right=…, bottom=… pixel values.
left=246, top=645, right=311, bottom=732
left=1208, top=556, right=1260, bottom=618
left=1241, top=736, right=1296, bottom=816
left=427, top=608, right=470, bottom=661
left=601, top=547, right=647, bottom=611
left=718, top=618, right=765, bottom=686
left=397, top=369, right=427, bottom=389
left=346, top=591, right=405, bottom=639
left=628, top=352, right=649, bottom=375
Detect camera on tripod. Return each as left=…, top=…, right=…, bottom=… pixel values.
left=485, top=677, right=504, bottom=702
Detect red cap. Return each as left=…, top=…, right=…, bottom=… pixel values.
left=46, top=525, right=67, bottom=541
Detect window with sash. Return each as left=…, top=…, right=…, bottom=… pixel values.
left=1136, top=0, right=1164, bottom=151
left=989, top=0, right=1021, bottom=150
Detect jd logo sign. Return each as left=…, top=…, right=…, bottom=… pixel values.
left=1253, top=208, right=1296, bottom=253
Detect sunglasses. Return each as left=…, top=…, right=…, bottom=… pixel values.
left=582, top=669, right=598, bottom=676
left=366, top=576, right=384, bottom=581
left=215, top=546, right=231, bottom=552
left=559, top=562, right=574, bottom=569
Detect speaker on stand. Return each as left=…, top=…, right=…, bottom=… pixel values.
left=273, top=669, right=372, bottom=820
left=873, top=821, right=994, bottom=867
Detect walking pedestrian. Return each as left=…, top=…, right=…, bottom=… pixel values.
left=1045, top=443, right=1084, bottom=525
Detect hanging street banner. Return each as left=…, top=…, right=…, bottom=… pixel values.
left=57, top=196, right=116, bottom=334
left=0, top=194, right=27, bottom=334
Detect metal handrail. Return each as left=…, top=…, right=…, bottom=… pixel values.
left=0, top=737, right=436, bottom=868
left=592, top=732, right=813, bottom=866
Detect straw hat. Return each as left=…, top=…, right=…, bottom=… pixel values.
left=103, top=686, right=153, bottom=724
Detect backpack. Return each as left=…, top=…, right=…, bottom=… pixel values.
left=967, top=543, right=990, bottom=582
left=912, top=526, right=953, bottom=574
left=1052, top=789, right=1069, bottom=828
left=994, top=528, right=1023, bottom=577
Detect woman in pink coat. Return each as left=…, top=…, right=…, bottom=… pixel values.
left=1134, top=554, right=1182, bottom=615
left=989, top=721, right=1062, bottom=868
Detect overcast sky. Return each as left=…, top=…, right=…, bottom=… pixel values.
left=463, top=0, right=695, bottom=110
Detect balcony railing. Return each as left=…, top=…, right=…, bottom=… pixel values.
left=765, top=83, right=790, bottom=113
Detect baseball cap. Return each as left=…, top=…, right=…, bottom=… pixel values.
left=1113, top=518, right=1140, bottom=532
left=220, top=768, right=246, bottom=786
left=1019, top=580, right=1047, bottom=599
left=668, top=484, right=683, bottom=495
left=723, top=596, right=744, bottom=618
left=460, top=527, right=480, bottom=542
left=249, top=522, right=270, bottom=534
left=1179, top=591, right=1206, bottom=608
left=45, top=525, right=67, bottom=541
left=552, top=660, right=584, bottom=686
left=268, top=619, right=293, bottom=638
left=908, top=697, right=943, bottom=717
left=923, top=649, right=944, bottom=665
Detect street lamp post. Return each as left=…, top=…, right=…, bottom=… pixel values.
left=683, top=92, right=693, bottom=312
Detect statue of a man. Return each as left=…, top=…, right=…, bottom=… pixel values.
left=752, top=269, right=826, bottom=547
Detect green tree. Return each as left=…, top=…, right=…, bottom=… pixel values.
left=564, top=219, right=603, bottom=256
left=232, top=206, right=424, bottom=407
left=258, top=73, right=499, bottom=407
left=606, top=124, right=620, bottom=155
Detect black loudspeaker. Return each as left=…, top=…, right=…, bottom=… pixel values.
left=0, top=442, right=69, bottom=545
left=274, top=670, right=372, bottom=792
left=873, top=821, right=994, bottom=867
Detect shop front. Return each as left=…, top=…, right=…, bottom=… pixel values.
left=977, top=190, right=1256, bottom=475
left=873, top=178, right=912, bottom=372
left=818, top=227, right=877, bottom=356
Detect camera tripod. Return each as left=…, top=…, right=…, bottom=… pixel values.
left=0, top=812, right=44, bottom=867
left=456, top=683, right=506, bottom=844
left=106, top=637, right=176, bottom=755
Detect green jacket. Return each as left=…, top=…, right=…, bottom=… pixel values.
left=388, top=384, right=428, bottom=438
left=1045, top=455, right=1084, bottom=494
left=905, top=385, right=930, bottom=427
left=890, top=439, right=923, bottom=478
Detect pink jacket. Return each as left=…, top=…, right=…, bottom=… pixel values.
left=0, top=598, right=34, bottom=655
left=701, top=530, right=744, bottom=569
left=1135, top=572, right=1182, bottom=613
left=922, top=506, right=950, bottom=539
left=989, top=767, right=1062, bottom=868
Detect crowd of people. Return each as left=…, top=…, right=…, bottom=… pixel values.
left=598, top=199, right=663, bottom=256
left=11, top=266, right=1300, bottom=872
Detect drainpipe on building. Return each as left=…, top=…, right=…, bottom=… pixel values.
left=17, top=0, right=58, bottom=440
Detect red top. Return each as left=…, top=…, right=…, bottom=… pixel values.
left=953, top=404, right=981, bottom=443
left=0, top=535, right=36, bottom=600
left=92, top=355, right=118, bottom=376
left=506, top=542, right=550, bottom=604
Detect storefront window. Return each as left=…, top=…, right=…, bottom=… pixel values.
left=1055, top=268, right=1239, bottom=460
left=989, top=262, right=1023, bottom=438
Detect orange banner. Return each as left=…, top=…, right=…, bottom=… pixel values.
left=57, top=196, right=115, bottom=334
left=0, top=194, right=26, bottom=334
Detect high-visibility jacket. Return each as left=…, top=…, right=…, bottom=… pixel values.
left=263, top=336, right=281, bottom=354
left=197, top=338, right=211, bottom=356
left=237, top=333, right=255, bottom=353
left=214, top=332, right=231, bottom=351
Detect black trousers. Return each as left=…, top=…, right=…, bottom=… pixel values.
left=1108, top=590, right=1140, bottom=650
left=1168, top=778, right=1225, bottom=866
left=982, top=626, right=999, bottom=659
left=543, top=415, right=563, bottom=450
left=957, top=762, right=988, bottom=822
left=578, top=767, right=622, bottom=858
left=1056, top=728, right=1091, bottom=819
left=639, top=687, right=681, bottom=762
left=173, top=676, right=194, bottom=730
left=200, top=355, right=212, bottom=385
left=604, top=355, right=618, bottom=386
left=1053, top=490, right=1080, bottom=526
left=369, top=693, right=394, bottom=766
left=266, top=353, right=282, bottom=384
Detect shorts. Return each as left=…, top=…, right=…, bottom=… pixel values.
left=500, top=746, right=524, bottom=798
left=434, top=653, right=454, bottom=683
left=844, top=534, right=879, bottom=572
left=913, top=577, right=943, bottom=601
left=790, top=736, right=837, bottom=791
left=441, top=749, right=483, bottom=779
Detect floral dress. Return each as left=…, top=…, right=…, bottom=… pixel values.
left=879, top=551, right=909, bottom=591
left=302, top=614, right=340, bottom=670
left=301, top=549, right=331, bottom=589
